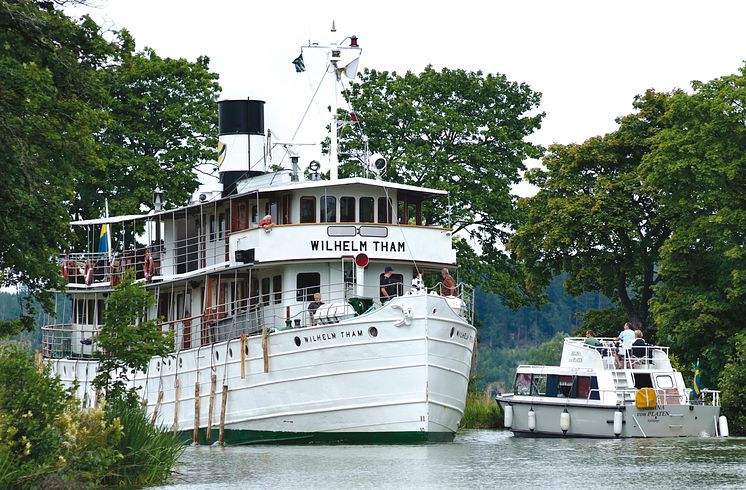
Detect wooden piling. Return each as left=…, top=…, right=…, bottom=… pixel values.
left=193, top=381, right=201, bottom=445
left=173, top=378, right=180, bottom=434
left=240, top=334, right=247, bottom=379
left=206, top=374, right=216, bottom=441
left=34, top=350, right=43, bottom=373
left=262, top=326, right=269, bottom=373
left=218, top=384, right=228, bottom=446
left=151, top=390, right=164, bottom=425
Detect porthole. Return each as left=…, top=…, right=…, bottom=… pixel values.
left=432, top=308, right=437, bottom=314
left=215, top=351, right=220, bottom=361
left=156, top=361, right=161, bottom=371
left=63, top=366, right=67, bottom=375
left=245, top=344, right=249, bottom=355
left=294, top=336, right=301, bottom=347
left=228, top=348, right=233, bottom=358
left=168, top=359, right=172, bottom=368
left=368, top=327, right=378, bottom=338
left=449, top=327, right=455, bottom=338
left=179, top=357, right=183, bottom=369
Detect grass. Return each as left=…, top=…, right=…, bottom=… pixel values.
left=460, top=390, right=503, bottom=429
left=104, top=400, right=186, bottom=487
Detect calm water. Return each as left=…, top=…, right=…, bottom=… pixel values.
left=156, top=430, right=746, bottom=489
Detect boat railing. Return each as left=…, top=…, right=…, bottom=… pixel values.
left=567, top=337, right=671, bottom=371
left=41, top=324, right=99, bottom=359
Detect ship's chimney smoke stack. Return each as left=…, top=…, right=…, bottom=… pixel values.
left=217, top=99, right=266, bottom=197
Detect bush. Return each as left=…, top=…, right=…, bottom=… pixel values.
left=720, top=332, right=746, bottom=435
left=102, top=399, right=185, bottom=487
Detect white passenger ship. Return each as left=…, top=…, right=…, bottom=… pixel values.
left=496, top=337, right=728, bottom=438
left=42, top=36, right=476, bottom=444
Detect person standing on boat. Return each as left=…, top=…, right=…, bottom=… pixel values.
left=615, top=322, right=635, bottom=347
left=440, top=268, right=457, bottom=296
left=308, top=293, right=324, bottom=326
left=583, top=329, right=601, bottom=347
left=380, top=266, right=398, bottom=304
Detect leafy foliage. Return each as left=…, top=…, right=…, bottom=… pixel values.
left=510, top=90, right=675, bottom=334
left=0, top=0, right=220, bottom=309
left=720, top=333, right=746, bottom=434
left=93, top=270, right=173, bottom=402
left=338, top=66, right=544, bottom=300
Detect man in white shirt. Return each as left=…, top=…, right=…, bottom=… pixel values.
left=617, top=322, right=636, bottom=347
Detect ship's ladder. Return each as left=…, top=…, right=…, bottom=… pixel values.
left=612, top=370, right=634, bottom=404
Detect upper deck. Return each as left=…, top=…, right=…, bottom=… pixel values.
left=61, top=174, right=456, bottom=287
left=559, top=337, right=672, bottom=372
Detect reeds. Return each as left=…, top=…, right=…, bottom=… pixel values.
left=460, top=390, right=503, bottom=429
left=103, top=400, right=186, bottom=486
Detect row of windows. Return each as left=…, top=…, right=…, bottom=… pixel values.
left=515, top=373, right=601, bottom=400
left=300, top=196, right=393, bottom=224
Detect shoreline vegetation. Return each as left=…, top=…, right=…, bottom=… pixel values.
left=460, top=390, right=503, bottom=430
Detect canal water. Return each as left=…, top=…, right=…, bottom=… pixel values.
left=156, top=430, right=746, bottom=489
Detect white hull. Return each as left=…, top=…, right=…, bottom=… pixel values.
left=50, top=295, right=475, bottom=443
left=497, top=397, right=720, bottom=438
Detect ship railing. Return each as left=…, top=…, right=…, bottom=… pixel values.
left=158, top=279, right=473, bottom=351
left=41, top=324, right=99, bottom=359
left=568, top=337, right=671, bottom=371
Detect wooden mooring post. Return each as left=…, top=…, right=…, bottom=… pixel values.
left=240, top=334, right=247, bottom=379
left=173, top=378, right=181, bottom=434
left=151, top=390, right=164, bottom=425
left=218, top=384, right=228, bottom=446
left=206, top=374, right=217, bottom=442
left=262, top=326, right=269, bottom=373
left=193, top=381, right=201, bottom=445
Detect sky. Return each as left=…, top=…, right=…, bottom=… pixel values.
left=70, top=0, right=746, bottom=188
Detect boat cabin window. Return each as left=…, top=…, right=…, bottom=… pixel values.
left=261, top=277, right=270, bottom=306
left=218, top=214, right=226, bottom=239
left=209, top=215, right=216, bottom=241
left=273, top=275, right=282, bottom=304
left=360, top=197, right=375, bottom=222
left=655, top=375, right=674, bottom=389
left=515, top=373, right=531, bottom=395
left=300, top=197, right=316, bottom=223
left=545, top=374, right=600, bottom=400
left=321, top=196, right=336, bottom=223
left=296, top=272, right=321, bottom=301
left=633, top=372, right=654, bottom=389
left=377, top=197, right=392, bottom=224
left=530, top=374, right=547, bottom=396
left=281, top=195, right=291, bottom=224
left=340, top=196, right=356, bottom=222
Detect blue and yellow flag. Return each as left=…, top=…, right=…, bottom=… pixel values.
left=98, top=224, right=109, bottom=257
left=692, top=358, right=702, bottom=398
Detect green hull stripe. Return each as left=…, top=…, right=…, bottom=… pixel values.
left=178, top=427, right=454, bottom=445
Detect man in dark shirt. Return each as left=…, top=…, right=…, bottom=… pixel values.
left=380, top=266, right=397, bottom=303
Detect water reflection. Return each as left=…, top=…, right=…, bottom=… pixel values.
left=155, top=431, right=746, bottom=489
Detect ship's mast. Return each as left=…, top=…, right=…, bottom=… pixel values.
left=302, top=23, right=360, bottom=181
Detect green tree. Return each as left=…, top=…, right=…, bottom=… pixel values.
left=0, top=0, right=114, bottom=312
left=720, top=333, right=746, bottom=434
left=76, top=40, right=221, bottom=219
left=510, top=90, right=675, bottom=334
left=644, top=64, right=746, bottom=384
left=338, top=66, right=544, bottom=299
left=93, top=271, right=173, bottom=402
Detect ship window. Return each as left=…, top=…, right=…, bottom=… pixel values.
left=340, top=196, right=356, bottom=222
left=320, top=196, right=336, bottom=223
left=655, top=375, right=674, bottom=389
left=546, top=375, right=559, bottom=397
left=300, top=197, right=316, bottom=223
left=218, top=214, right=225, bottom=239
left=360, top=197, right=374, bottom=222
left=261, top=277, right=270, bottom=306
left=377, top=197, right=391, bottom=224
left=273, top=275, right=282, bottom=304
left=531, top=374, right=547, bottom=396
left=515, top=373, right=531, bottom=396
left=210, top=215, right=216, bottom=241
left=633, top=372, right=654, bottom=389
left=576, top=376, right=592, bottom=399
left=296, top=272, right=320, bottom=301
left=557, top=375, right=572, bottom=397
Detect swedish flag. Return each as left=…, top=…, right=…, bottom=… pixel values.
left=692, top=358, right=702, bottom=399
left=98, top=224, right=109, bottom=256
left=292, top=53, right=305, bottom=73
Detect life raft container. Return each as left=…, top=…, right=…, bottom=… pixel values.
left=635, top=387, right=657, bottom=410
